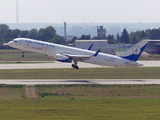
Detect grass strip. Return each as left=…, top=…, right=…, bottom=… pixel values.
left=0, top=84, right=160, bottom=120
left=0, top=67, right=160, bottom=79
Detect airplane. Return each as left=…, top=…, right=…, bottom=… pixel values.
left=7, top=38, right=151, bottom=69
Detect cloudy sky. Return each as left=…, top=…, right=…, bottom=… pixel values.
left=0, top=0, right=160, bottom=23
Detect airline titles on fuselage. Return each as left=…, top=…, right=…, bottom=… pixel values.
left=25, top=40, right=55, bottom=48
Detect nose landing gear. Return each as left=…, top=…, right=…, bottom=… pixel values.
left=21, top=51, right=24, bottom=58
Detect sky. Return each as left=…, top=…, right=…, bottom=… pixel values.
left=0, top=0, right=160, bottom=23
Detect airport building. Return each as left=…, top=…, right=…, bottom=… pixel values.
left=145, top=41, right=160, bottom=54
left=97, top=26, right=106, bottom=38
left=75, top=40, right=116, bottom=55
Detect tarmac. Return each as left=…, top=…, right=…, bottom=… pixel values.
left=0, top=60, right=160, bottom=69
left=0, top=60, right=160, bottom=85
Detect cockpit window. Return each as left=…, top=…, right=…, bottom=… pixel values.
left=14, top=40, right=18, bottom=43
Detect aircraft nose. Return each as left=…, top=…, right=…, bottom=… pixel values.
left=8, top=41, right=13, bottom=44
left=7, top=41, right=14, bottom=47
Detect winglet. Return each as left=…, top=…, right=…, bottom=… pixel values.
left=87, top=44, right=93, bottom=50
left=93, top=49, right=101, bottom=57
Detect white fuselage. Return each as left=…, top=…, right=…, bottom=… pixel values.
left=8, top=38, right=143, bottom=67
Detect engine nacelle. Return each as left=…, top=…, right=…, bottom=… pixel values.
left=55, top=54, right=72, bottom=63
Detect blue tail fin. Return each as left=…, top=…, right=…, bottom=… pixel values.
left=120, top=40, right=149, bottom=61
left=87, top=44, right=93, bottom=50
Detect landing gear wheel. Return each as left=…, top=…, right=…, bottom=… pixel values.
left=21, top=51, right=24, bottom=58
left=72, top=64, right=76, bottom=68
left=71, top=64, right=79, bottom=70
left=21, top=55, right=24, bottom=58
left=75, top=66, right=79, bottom=70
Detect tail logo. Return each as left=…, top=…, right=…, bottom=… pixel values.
left=132, top=46, right=141, bottom=55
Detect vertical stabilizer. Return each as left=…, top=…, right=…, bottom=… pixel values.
left=120, top=40, right=149, bottom=61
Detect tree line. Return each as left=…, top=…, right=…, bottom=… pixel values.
left=107, top=28, right=160, bottom=44
left=0, top=24, right=66, bottom=45
left=69, top=28, right=160, bottom=44
left=0, top=24, right=160, bottom=45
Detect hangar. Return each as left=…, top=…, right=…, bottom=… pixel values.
left=74, top=40, right=116, bottom=55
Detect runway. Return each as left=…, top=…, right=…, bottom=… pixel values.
left=0, top=60, right=160, bottom=69
left=0, top=79, right=160, bottom=85
left=0, top=61, right=160, bottom=85
left=0, top=61, right=101, bottom=69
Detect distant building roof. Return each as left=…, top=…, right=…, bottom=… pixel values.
left=75, top=40, right=108, bottom=42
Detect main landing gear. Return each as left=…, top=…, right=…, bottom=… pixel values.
left=72, top=64, right=79, bottom=70
left=71, top=59, right=79, bottom=70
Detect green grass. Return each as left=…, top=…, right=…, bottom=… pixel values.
left=0, top=67, right=160, bottom=79
left=0, top=98, right=160, bottom=120
left=0, top=49, right=53, bottom=61
left=1, top=84, right=160, bottom=119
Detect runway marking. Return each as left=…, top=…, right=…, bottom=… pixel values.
left=0, top=79, right=160, bottom=85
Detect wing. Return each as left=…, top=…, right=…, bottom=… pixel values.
left=63, top=49, right=101, bottom=61
left=64, top=54, right=91, bottom=61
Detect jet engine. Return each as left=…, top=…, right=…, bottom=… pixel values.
left=55, top=54, right=72, bottom=62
